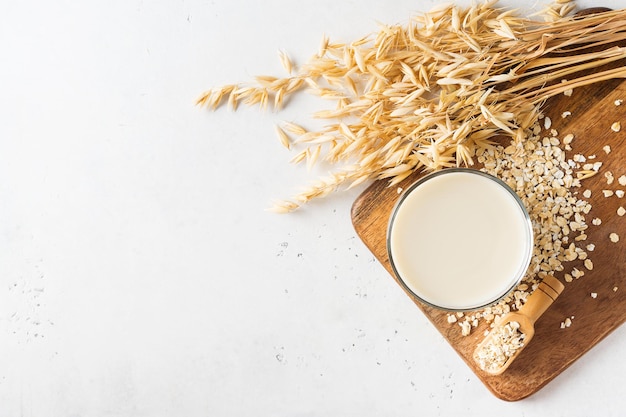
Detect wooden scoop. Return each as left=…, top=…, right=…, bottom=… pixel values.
left=473, top=275, right=565, bottom=375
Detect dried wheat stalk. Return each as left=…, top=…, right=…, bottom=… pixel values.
left=197, top=1, right=626, bottom=212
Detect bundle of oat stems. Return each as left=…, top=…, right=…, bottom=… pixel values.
left=198, top=1, right=626, bottom=212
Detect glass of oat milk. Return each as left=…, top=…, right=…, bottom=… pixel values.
left=387, top=168, right=533, bottom=311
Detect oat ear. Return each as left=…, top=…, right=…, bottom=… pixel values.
left=200, top=5, right=626, bottom=209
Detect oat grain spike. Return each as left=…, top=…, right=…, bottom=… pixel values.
left=199, top=1, right=626, bottom=210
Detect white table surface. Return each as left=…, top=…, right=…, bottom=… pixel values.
left=1, top=1, right=625, bottom=416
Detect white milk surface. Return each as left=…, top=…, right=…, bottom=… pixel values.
left=388, top=170, right=532, bottom=310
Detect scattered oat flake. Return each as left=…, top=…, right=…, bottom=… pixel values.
left=582, top=189, right=592, bottom=198
left=586, top=243, right=595, bottom=251
left=561, top=111, right=571, bottom=118
left=611, top=121, right=621, bottom=132
left=605, top=171, right=614, bottom=184
left=584, top=259, right=593, bottom=271
left=609, top=232, right=620, bottom=243
left=618, top=206, right=626, bottom=216
left=564, top=89, right=573, bottom=97
left=603, top=190, right=614, bottom=197
left=603, top=145, right=611, bottom=154
left=561, top=317, right=573, bottom=328
left=397, top=187, right=403, bottom=194
left=617, top=190, right=625, bottom=198
left=563, top=133, right=574, bottom=145
left=619, top=175, right=626, bottom=186
left=614, top=286, right=619, bottom=292
left=591, top=292, right=598, bottom=298
left=459, top=321, right=471, bottom=336
left=544, top=117, right=552, bottom=129
left=592, top=217, right=602, bottom=226
left=615, top=99, right=623, bottom=106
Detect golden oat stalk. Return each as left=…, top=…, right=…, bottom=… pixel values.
left=197, top=1, right=626, bottom=212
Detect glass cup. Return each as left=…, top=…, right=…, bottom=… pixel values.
left=387, top=168, right=533, bottom=312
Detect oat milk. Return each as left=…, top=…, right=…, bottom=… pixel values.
left=388, top=169, right=533, bottom=311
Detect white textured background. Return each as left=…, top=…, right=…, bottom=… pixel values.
left=1, top=1, right=625, bottom=416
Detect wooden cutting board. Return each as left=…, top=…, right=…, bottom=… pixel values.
left=351, top=69, right=626, bottom=400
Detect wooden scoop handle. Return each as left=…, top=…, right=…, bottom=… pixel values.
left=521, top=275, right=565, bottom=323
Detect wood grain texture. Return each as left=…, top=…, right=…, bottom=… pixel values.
left=351, top=68, right=626, bottom=401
